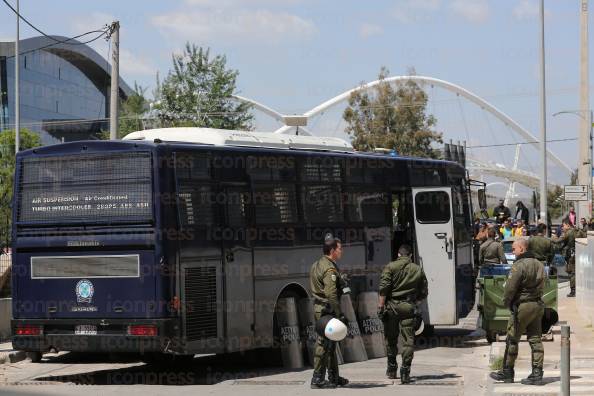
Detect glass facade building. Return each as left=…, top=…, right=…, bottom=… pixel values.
left=0, top=36, right=131, bottom=144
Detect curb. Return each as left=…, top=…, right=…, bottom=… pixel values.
left=0, top=350, right=26, bottom=365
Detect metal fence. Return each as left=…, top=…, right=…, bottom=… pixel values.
left=0, top=252, right=10, bottom=298
left=576, top=235, right=594, bottom=326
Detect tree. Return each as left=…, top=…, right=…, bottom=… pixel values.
left=154, top=43, right=253, bottom=130
left=343, top=67, right=442, bottom=158
left=0, top=129, right=41, bottom=247
left=101, top=83, right=148, bottom=139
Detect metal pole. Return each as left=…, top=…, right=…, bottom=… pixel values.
left=14, top=0, right=19, bottom=154
left=539, top=0, right=548, bottom=224
left=560, top=325, right=571, bottom=396
left=579, top=0, right=590, bottom=219
left=109, top=21, right=120, bottom=140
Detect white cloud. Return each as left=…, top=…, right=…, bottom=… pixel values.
left=152, top=8, right=316, bottom=44
left=359, top=23, right=383, bottom=39
left=391, top=0, right=442, bottom=24
left=449, top=0, right=490, bottom=23
left=70, top=12, right=114, bottom=35
left=513, top=0, right=541, bottom=20
left=68, top=12, right=155, bottom=79
left=120, top=49, right=156, bottom=77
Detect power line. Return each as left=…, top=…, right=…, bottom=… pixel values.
left=4, top=30, right=108, bottom=59
left=2, top=0, right=107, bottom=46
left=467, top=137, right=577, bottom=149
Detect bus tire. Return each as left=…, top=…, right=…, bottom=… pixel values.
left=420, top=324, right=435, bottom=337
left=27, top=351, right=42, bottom=363
left=486, top=332, right=497, bottom=344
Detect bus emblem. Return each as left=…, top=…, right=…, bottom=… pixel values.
left=75, top=279, right=94, bottom=303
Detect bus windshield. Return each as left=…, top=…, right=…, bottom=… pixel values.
left=16, top=151, right=153, bottom=225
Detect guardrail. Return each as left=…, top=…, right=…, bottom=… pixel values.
left=576, top=235, right=593, bottom=326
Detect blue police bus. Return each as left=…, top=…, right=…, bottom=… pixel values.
left=11, top=127, right=476, bottom=361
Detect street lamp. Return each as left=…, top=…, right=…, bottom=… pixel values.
left=552, top=109, right=593, bottom=219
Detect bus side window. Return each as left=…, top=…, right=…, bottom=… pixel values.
left=415, top=191, right=451, bottom=224
left=347, top=191, right=389, bottom=225
left=302, top=186, right=344, bottom=224
left=253, top=184, right=298, bottom=224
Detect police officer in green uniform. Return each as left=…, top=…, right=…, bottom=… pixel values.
left=554, top=219, right=577, bottom=297
left=309, top=234, right=349, bottom=389
left=528, top=223, right=554, bottom=266
left=490, top=238, right=545, bottom=385
left=378, top=244, right=428, bottom=384
left=479, top=228, right=508, bottom=266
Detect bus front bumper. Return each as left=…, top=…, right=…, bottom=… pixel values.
left=11, top=318, right=178, bottom=354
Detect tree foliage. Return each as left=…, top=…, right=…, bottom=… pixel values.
left=154, top=43, right=253, bottom=130
left=0, top=129, right=41, bottom=247
left=101, top=83, right=148, bottom=140
left=343, top=67, right=442, bottom=158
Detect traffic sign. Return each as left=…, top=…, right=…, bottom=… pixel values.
left=564, top=185, right=589, bottom=201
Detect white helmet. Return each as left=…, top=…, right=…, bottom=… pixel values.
left=415, top=319, right=424, bottom=336
left=324, top=318, right=348, bottom=341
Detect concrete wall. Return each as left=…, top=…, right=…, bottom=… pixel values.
left=0, top=298, right=11, bottom=341
left=577, top=234, right=594, bottom=326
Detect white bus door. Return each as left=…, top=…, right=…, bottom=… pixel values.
left=412, top=187, right=456, bottom=325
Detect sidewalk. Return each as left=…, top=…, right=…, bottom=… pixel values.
left=0, top=341, right=25, bottom=365
left=489, top=282, right=594, bottom=394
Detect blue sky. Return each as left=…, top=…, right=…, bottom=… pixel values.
left=0, top=0, right=592, bottom=189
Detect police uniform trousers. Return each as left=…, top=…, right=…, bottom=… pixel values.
left=383, top=301, right=416, bottom=369
left=504, top=301, right=545, bottom=369
left=313, top=304, right=338, bottom=375
left=567, top=256, right=576, bottom=291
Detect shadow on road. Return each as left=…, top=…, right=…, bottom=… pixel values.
left=415, top=328, right=489, bottom=350
left=34, top=349, right=305, bottom=385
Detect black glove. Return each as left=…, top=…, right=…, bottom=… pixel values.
left=378, top=306, right=386, bottom=321
left=338, top=315, right=348, bottom=326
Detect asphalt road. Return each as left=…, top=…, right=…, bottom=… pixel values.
left=0, top=324, right=490, bottom=396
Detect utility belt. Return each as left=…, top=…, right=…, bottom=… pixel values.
left=389, top=294, right=417, bottom=304
left=514, top=297, right=543, bottom=306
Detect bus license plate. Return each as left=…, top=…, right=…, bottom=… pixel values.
left=75, top=325, right=97, bottom=335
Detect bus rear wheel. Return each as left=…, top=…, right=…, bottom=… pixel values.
left=26, top=351, right=42, bottom=363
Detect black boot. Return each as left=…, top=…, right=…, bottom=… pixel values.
left=311, top=370, right=334, bottom=389
left=567, top=288, right=576, bottom=297
left=386, top=367, right=398, bottom=379
left=400, top=367, right=411, bottom=384
left=520, top=367, right=544, bottom=385
left=386, top=356, right=398, bottom=379
left=328, top=370, right=349, bottom=387
left=490, top=368, right=514, bottom=383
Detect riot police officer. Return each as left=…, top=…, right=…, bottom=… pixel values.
left=554, top=219, right=577, bottom=297
left=479, top=228, right=507, bottom=266
left=309, top=234, right=349, bottom=389
left=490, top=238, right=545, bottom=385
left=528, top=223, right=554, bottom=266
left=378, top=244, right=428, bottom=384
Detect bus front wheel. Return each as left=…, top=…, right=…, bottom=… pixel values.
left=26, top=351, right=42, bottom=363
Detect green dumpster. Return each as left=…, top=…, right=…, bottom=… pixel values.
left=477, top=268, right=558, bottom=343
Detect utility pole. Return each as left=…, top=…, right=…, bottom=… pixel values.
left=14, top=0, right=19, bottom=154
left=578, top=0, right=591, bottom=219
left=109, top=21, right=120, bottom=140
left=539, top=0, right=548, bottom=224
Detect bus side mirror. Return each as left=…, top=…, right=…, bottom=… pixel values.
left=478, top=189, right=487, bottom=212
